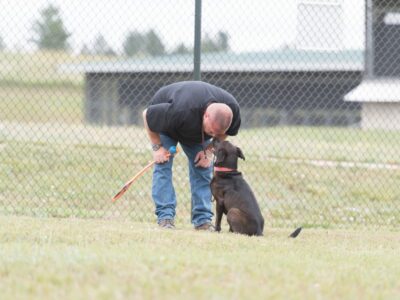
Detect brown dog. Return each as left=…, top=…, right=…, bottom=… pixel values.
left=211, top=140, right=264, bottom=236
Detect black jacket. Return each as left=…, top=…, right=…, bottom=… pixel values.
left=146, top=81, right=241, bottom=145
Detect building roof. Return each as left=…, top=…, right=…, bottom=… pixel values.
left=344, top=79, right=400, bottom=102
left=59, top=49, right=363, bottom=74
left=375, top=0, right=400, bottom=9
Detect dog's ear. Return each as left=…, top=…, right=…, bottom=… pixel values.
left=236, top=147, right=245, bottom=160
left=214, top=148, right=227, bottom=165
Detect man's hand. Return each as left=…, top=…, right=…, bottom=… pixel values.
left=194, top=150, right=213, bottom=168
left=153, top=147, right=170, bottom=164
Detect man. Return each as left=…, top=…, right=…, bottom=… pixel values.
left=143, top=81, right=241, bottom=230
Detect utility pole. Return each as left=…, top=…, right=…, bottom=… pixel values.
left=193, top=0, right=202, bottom=80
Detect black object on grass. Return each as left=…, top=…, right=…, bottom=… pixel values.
left=289, top=227, right=302, bottom=238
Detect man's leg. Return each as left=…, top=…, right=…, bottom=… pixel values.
left=152, top=134, right=178, bottom=224
left=181, top=143, right=213, bottom=227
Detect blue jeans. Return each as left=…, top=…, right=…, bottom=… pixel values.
left=152, top=134, right=213, bottom=227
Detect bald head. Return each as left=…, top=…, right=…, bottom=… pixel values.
left=203, top=103, right=233, bottom=136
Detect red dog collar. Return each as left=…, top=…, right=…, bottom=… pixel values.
left=214, top=166, right=236, bottom=172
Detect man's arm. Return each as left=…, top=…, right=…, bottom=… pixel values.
left=143, top=109, right=162, bottom=147
left=142, top=109, right=169, bottom=163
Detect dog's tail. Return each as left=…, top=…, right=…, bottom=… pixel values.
left=289, top=227, right=302, bottom=238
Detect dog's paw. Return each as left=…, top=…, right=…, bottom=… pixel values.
left=215, top=226, right=221, bottom=232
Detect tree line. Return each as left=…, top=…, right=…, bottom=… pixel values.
left=0, top=4, right=229, bottom=56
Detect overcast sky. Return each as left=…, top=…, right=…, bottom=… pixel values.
left=0, top=0, right=365, bottom=53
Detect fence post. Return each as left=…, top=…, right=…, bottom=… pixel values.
left=193, top=0, right=202, bottom=80
left=365, top=0, right=374, bottom=78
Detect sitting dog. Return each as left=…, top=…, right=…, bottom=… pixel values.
left=210, top=140, right=264, bottom=236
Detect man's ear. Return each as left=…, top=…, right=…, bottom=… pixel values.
left=236, top=147, right=245, bottom=160
left=203, top=109, right=210, bottom=119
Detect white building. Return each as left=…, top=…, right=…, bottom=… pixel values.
left=345, top=0, right=400, bottom=130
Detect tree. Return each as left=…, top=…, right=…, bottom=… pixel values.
left=92, top=34, right=116, bottom=56
left=123, top=29, right=165, bottom=57
left=202, top=33, right=219, bottom=53
left=202, top=31, right=230, bottom=53
left=171, top=43, right=191, bottom=55
left=31, top=4, right=70, bottom=50
left=123, top=31, right=145, bottom=57
left=144, top=30, right=165, bottom=56
left=80, top=43, right=91, bottom=55
left=0, top=36, right=5, bottom=51
left=216, top=31, right=229, bottom=52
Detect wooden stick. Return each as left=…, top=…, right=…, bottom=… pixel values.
left=112, top=146, right=178, bottom=203
left=112, top=160, right=156, bottom=202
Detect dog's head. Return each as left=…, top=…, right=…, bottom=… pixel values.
left=213, top=140, right=245, bottom=170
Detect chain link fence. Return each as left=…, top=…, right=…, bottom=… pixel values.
left=0, top=0, right=399, bottom=228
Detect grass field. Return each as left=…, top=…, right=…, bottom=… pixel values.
left=0, top=216, right=399, bottom=299
left=0, top=50, right=115, bottom=86
left=0, top=51, right=87, bottom=124
left=1, top=123, right=399, bottom=228
left=1, top=51, right=399, bottom=228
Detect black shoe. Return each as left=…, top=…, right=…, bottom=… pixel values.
left=195, top=222, right=215, bottom=232
left=158, top=219, right=175, bottom=229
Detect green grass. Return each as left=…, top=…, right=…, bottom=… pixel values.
left=0, top=51, right=82, bottom=86
left=0, top=84, right=83, bottom=123
left=1, top=126, right=400, bottom=228
left=0, top=51, right=399, bottom=228
left=0, top=51, right=85, bottom=124
left=235, top=126, right=400, bottom=164
left=0, top=50, right=114, bottom=86
left=0, top=216, right=399, bottom=300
